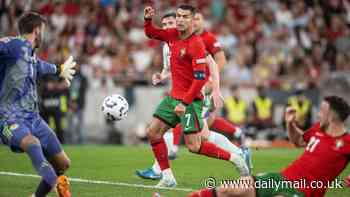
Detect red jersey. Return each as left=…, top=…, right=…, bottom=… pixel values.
left=144, top=19, right=209, bottom=104
left=282, top=123, right=350, bottom=197
left=199, top=31, right=222, bottom=56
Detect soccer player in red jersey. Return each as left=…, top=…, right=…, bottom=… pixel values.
left=189, top=95, right=350, bottom=197
left=137, top=11, right=248, bottom=181
left=144, top=5, right=249, bottom=187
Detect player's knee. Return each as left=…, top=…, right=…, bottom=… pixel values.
left=61, top=157, right=71, bottom=172
left=146, top=125, right=161, bottom=141
left=20, top=134, right=40, bottom=151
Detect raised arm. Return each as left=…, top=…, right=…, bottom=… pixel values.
left=144, top=6, right=178, bottom=42
left=285, top=107, right=306, bottom=147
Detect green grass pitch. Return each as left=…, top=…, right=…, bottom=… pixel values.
left=0, top=145, right=349, bottom=197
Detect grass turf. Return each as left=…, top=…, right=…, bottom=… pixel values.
left=0, top=145, right=349, bottom=197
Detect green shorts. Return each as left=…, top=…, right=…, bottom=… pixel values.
left=254, top=172, right=304, bottom=197
left=153, top=96, right=204, bottom=134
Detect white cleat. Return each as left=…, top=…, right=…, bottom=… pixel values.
left=155, top=176, right=177, bottom=188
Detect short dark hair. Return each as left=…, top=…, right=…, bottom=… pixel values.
left=324, top=96, right=350, bottom=122
left=17, top=12, right=47, bottom=35
left=161, top=12, right=176, bottom=20
left=178, top=4, right=196, bottom=15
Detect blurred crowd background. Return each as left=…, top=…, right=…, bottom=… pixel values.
left=1, top=0, right=349, bottom=146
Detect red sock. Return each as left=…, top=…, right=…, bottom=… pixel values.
left=173, top=124, right=183, bottom=146
left=150, top=138, right=169, bottom=170
left=199, top=141, right=231, bottom=160
left=188, top=188, right=215, bottom=197
left=210, top=117, right=237, bottom=135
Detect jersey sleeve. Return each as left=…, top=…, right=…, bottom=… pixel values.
left=204, top=32, right=222, bottom=55
left=182, top=37, right=208, bottom=105
left=36, top=58, right=57, bottom=76
left=144, top=19, right=178, bottom=42
left=0, top=39, right=10, bottom=56
left=303, top=122, right=320, bottom=143
left=162, top=43, right=170, bottom=70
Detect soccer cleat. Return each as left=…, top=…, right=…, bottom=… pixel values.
left=155, top=176, right=177, bottom=188
left=135, top=168, right=162, bottom=180
left=241, top=146, right=253, bottom=173
left=56, top=175, right=71, bottom=197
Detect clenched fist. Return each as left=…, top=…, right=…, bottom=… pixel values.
left=144, top=6, right=155, bottom=19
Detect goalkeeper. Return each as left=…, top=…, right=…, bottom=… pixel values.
left=0, top=12, right=75, bottom=197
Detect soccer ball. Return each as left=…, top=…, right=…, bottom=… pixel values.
left=101, top=94, right=129, bottom=121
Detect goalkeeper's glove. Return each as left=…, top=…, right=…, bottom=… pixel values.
left=59, top=56, right=76, bottom=87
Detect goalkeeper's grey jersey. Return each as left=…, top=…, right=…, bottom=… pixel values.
left=0, top=37, right=57, bottom=119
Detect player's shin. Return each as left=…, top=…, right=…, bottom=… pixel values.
left=27, top=144, right=57, bottom=195
left=35, top=179, right=54, bottom=197
left=207, top=131, right=243, bottom=157
left=163, top=131, right=176, bottom=159
left=210, top=117, right=238, bottom=136
left=172, top=124, right=183, bottom=149
left=150, top=138, right=170, bottom=170
left=150, top=137, right=177, bottom=187
left=198, top=141, right=231, bottom=160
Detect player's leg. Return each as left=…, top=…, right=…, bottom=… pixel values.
left=35, top=116, right=71, bottom=197
left=206, top=125, right=252, bottom=172
left=0, top=119, right=58, bottom=197
left=148, top=123, right=181, bottom=177
left=207, top=104, right=252, bottom=171
left=136, top=120, right=179, bottom=180
left=147, top=117, right=177, bottom=187
left=136, top=129, right=174, bottom=180
left=207, top=131, right=243, bottom=158
left=184, top=100, right=250, bottom=176
left=147, top=96, right=180, bottom=187
left=172, top=124, right=182, bottom=154
left=48, top=151, right=71, bottom=197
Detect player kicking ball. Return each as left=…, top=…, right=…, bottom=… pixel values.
left=137, top=11, right=251, bottom=181
left=0, top=12, right=76, bottom=197
left=189, top=95, right=350, bottom=197
left=143, top=5, right=249, bottom=187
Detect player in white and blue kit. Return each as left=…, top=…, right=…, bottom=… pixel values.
left=0, top=12, right=76, bottom=197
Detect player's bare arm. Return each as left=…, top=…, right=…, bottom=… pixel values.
left=206, top=54, right=223, bottom=109
left=285, top=107, right=306, bottom=147
left=213, top=50, right=227, bottom=71
left=144, top=7, right=178, bottom=42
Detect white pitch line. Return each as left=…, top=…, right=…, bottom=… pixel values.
left=0, top=171, right=193, bottom=192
